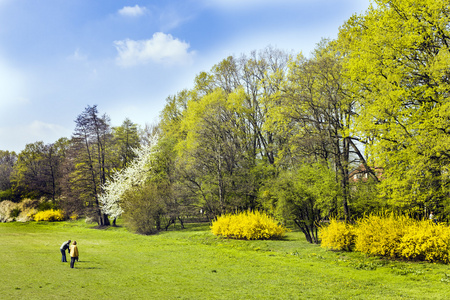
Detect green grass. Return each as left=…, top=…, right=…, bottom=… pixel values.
left=1, top=220, right=449, bottom=299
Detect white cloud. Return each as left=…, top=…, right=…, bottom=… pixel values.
left=114, top=32, right=195, bottom=67
left=118, top=5, right=147, bottom=17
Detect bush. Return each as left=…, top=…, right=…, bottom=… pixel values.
left=122, top=183, right=166, bottom=235
left=320, top=219, right=356, bottom=251
left=34, top=209, right=65, bottom=222
left=211, top=211, right=288, bottom=240
left=398, top=221, right=450, bottom=263
left=354, top=214, right=414, bottom=258
left=320, top=214, right=450, bottom=264
left=0, top=200, right=18, bottom=222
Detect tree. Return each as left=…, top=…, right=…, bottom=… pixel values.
left=99, top=133, right=158, bottom=226
left=337, top=0, right=450, bottom=216
left=10, top=140, right=68, bottom=201
left=0, top=150, right=17, bottom=201
left=262, top=162, right=341, bottom=243
left=121, top=182, right=166, bottom=235
left=265, top=41, right=370, bottom=219
left=69, top=105, right=112, bottom=226
left=112, top=118, right=141, bottom=169
left=176, top=89, right=257, bottom=215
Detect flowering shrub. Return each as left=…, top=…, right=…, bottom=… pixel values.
left=320, top=214, right=450, bottom=263
left=354, top=214, right=414, bottom=258
left=398, top=222, right=450, bottom=263
left=34, top=209, right=65, bottom=222
left=0, top=200, right=17, bottom=222
left=211, top=211, right=288, bottom=240
left=320, top=219, right=356, bottom=251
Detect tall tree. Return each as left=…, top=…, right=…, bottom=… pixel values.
left=10, top=139, right=68, bottom=201
left=265, top=42, right=369, bottom=219
left=337, top=0, right=450, bottom=216
left=0, top=150, right=17, bottom=200
left=70, top=105, right=111, bottom=225
left=112, top=118, right=141, bottom=169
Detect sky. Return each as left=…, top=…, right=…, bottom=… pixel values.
left=0, top=0, right=371, bottom=153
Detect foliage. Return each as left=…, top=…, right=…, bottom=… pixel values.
left=0, top=189, right=14, bottom=201
left=111, top=118, right=141, bottom=169
left=0, top=198, right=40, bottom=222
left=319, top=219, right=356, bottom=251
left=262, top=162, right=341, bottom=243
left=321, top=214, right=450, bottom=263
left=0, top=201, right=17, bottom=222
left=10, top=140, right=68, bottom=201
left=121, top=183, right=166, bottom=235
left=211, top=210, right=288, bottom=240
left=349, top=177, right=385, bottom=219
left=33, top=209, right=65, bottom=222
left=0, top=150, right=16, bottom=194
left=398, top=221, right=450, bottom=263
left=337, top=0, right=450, bottom=214
left=99, top=133, right=159, bottom=222
left=354, top=214, right=415, bottom=258
left=68, top=105, right=112, bottom=226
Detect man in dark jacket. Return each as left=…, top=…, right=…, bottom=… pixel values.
left=60, top=240, right=71, bottom=262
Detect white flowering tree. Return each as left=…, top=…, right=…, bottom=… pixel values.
left=99, top=134, right=159, bottom=225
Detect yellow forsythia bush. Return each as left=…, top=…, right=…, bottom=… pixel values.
left=321, top=214, right=450, bottom=263
left=34, top=209, right=65, bottom=222
left=211, top=211, right=288, bottom=240
left=354, top=214, right=415, bottom=258
left=320, top=219, right=356, bottom=251
left=398, top=221, right=450, bottom=263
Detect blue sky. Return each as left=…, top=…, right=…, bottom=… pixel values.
left=0, top=0, right=370, bottom=152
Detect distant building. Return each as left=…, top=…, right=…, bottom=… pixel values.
left=349, top=164, right=383, bottom=182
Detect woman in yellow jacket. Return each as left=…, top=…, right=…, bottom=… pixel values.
left=69, top=241, right=79, bottom=268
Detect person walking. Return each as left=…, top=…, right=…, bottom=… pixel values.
left=60, top=240, right=71, bottom=262
left=69, top=241, right=79, bottom=268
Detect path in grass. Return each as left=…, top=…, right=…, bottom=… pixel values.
left=1, top=221, right=449, bottom=299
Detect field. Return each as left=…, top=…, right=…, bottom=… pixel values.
left=1, top=220, right=449, bottom=299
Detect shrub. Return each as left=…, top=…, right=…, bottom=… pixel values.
left=398, top=221, right=450, bottom=263
left=0, top=200, right=18, bottom=222
left=320, top=219, right=356, bottom=251
left=211, top=211, right=288, bottom=240
left=354, top=214, right=414, bottom=258
left=321, top=214, right=450, bottom=264
left=34, top=209, right=65, bottom=222
left=122, top=183, right=166, bottom=235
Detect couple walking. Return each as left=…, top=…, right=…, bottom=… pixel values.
left=60, top=240, right=79, bottom=268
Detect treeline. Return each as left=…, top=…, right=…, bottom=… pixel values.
left=0, top=107, right=149, bottom=226
left=1, top=0, right=450, bottom=242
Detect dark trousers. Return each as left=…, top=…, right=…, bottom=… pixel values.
left=61, top=249, right=67, bottom=262
left=70, top=257, right=76, bottom=268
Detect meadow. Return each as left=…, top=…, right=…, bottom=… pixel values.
left=1, top=220, right=449, bottom=300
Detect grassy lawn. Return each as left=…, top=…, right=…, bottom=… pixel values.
left=1, top=220, right=449, bottom=299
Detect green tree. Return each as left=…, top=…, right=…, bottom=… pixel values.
left=176, top=89, right=257, bottom=215
left=10, top=140, right=68, bottom=201
left=0, top=150, right=17, bottom=201
left=112, top=118, right=141, bottom=169
left=261, top=162, right=341, bottom=243
left=69, top=105, right=112, bottom=225
left=337, top=0, right=450, bottom=216
left=121, top=182, right=166, bottom=235
left=265, top=41, right=370, bottom=219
